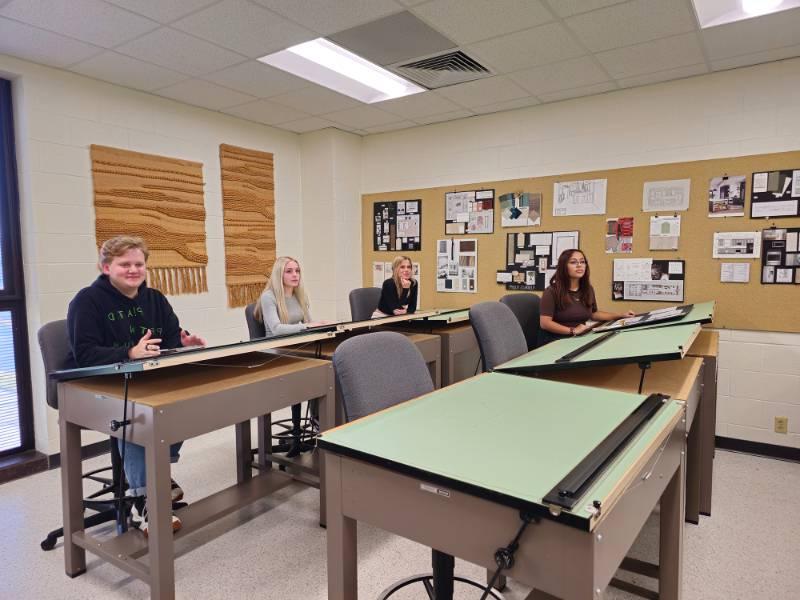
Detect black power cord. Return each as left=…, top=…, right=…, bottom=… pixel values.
left=480, top=511, right=538, bottom=600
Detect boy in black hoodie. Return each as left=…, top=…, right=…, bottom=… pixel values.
left=67, top=235, right=205, bottom=535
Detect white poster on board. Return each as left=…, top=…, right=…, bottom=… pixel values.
left=712, top=231, right=761, bottom=259
left=553, top=179, right=607, bottom=216
left=643, top=179, right=691, bottom=212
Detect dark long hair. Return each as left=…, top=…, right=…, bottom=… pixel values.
left=549, top=249, right=593, bottom=311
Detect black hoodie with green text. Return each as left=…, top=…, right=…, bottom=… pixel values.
left=67, top=274, right=182, bottom=367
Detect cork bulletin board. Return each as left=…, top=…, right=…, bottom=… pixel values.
left=362, top=150, right=800, bottom=333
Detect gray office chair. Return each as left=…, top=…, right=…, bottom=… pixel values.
left=470, top=301, right=528, bottom=372
left=332, top=332, right=503, bottom=599
left=243, top=302, right=313, bottom=457
left=244, top=301, right=266, bottom=339
left=38, top=320, right=127, bottom=550
left=348, top=287, right=382, bottom=321
left=500, top=292, right=541, bottom=351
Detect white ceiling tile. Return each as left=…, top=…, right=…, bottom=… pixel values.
left=597, top=32, right=706, bottom=80
left=323, top=106, right=403, bottom=128
left=536, top=80, right=618, bottom=103
left=411, top=0, right=553, bottom=45
left=376, top=91, right=462, bottom=119
left=362, top=120, right=418, bottom=134
left=0, top=17, right=103, bottom=68
left=397, top=0, right=429, bottom=5
left=172, top=0, right=315, bottom=58
left=155, top=79, right=256, bottom=110
left=0, top=0, right=159, bottom=48
left=202, top=61, right=309, bottom=97
left=435, top=75, right=530, bottom=108
left=564, top=0, right=698, bottom=53
left=701, top=8, right=800, bottom=61
left=509, top=56, right=611, bottom=96
left=115, top=27, right=246, bottom=76
left=471, top=95, right=541, bottom=115
left=277, top=116, right=337, bottom=133
left=617, top=63, right=708, bottom=89
left=104, top=0, right=221, bottom=24
left=253, top=0, right=403, bottom=36
left=466, top=22, right=586, bottom=73
left=69, top=51, right=189, bottom=91
left=221, top=99, right=311, bottom=125
left=547, top=0, right=628, bottom=18
left=268, top=85, right=362, bottom=114
left=711, top=45, right=800, bottom=72
left=414, top=109, right=474, bottom=125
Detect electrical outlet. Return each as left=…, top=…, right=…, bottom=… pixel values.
left=774, top=416, right=788, bottom=434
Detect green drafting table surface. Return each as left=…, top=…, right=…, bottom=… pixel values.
left=320, top=372, right=686, bottom=600
left=495, top=322, right=701, bottom=376
left=629, top=300, right=715, bottom=331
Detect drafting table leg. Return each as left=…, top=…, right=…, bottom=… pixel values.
left=257, top=414, right=270, bottom=470
left=60, top=416, right=86, bottom=577
left=145, top=431, right=176, bottom=600
left=318, top=368, right=335, bottom=527
left=659, top=445, right=685, bottom=600
left=325, top=454, right=357, bottom=600
left=235, top=421, right=252, bottom=483
left=685, top=417, right=700, bottom=524
left=699, top=356, right=717, bottom=516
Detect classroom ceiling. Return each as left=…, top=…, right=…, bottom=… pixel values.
left=1, top=0, right=799, bottom=135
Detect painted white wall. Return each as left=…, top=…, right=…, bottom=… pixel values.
left=0, top=54, right=304, bottom=455
left=360, top=58, right=800, bottom=449
left=299, top=129, right=363, bottom=323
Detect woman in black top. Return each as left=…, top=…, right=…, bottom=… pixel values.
left=538, top=248, right=632, bottom=345
left=377, top=255, right=417, bottom=316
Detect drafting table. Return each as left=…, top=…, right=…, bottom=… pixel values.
left=56, top=349, right=334, bottom=600
left=320, top=373, right=686, bottom=600
left=385, top=309, right=478, bottom=387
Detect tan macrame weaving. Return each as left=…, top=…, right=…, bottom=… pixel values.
left=219, top=144, right=276, bottom=307
left=90, top=145, right=208, bottom=295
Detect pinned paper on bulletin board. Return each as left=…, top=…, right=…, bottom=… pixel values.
left=437, top=239, right=477, bottom=293
left=612, top=258, right=685, bottom=302
left=605, top=217, right=633, bottom=253
left=373, top=200, right=422, bottom=251
left=445, top=189, right=494, bottom=234
left=496, top=230, right=579, bottom=291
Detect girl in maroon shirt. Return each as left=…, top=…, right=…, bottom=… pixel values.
left=538, top=249, right=633, bottom=346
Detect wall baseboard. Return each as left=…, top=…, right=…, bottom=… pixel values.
left=0, top=450, right=48, bottom=484
left=716, top=436, right=800, bottom=462
left=48, top=439, right=111, bottom=470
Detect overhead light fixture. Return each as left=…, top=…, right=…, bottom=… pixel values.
left=692, top=0, right=799, bottom=28
left=258, top=38, right=425, bottom=104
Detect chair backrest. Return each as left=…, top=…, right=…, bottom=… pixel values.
left=469, top=301, right=528, bottom=372
left=244, top=302, right=266, bottom=340
left=37, top=319, right=75, bottom=410
left=349, top=287, right=382, bottom=321
left=499, top=293, right=541, bottom=351
left=332, top=331, right=434, bottom=422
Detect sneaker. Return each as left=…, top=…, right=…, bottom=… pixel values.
left=170, top=479, right=184, bottom=503
left=130, top=496, right=182, bottom=537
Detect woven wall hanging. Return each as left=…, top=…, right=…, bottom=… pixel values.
left=219, top=144, right=276, bottom=307
left=90, top=145, right=208, bottom=295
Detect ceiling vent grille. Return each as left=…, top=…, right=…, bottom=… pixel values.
left=392, top=50, right=492, bottom=89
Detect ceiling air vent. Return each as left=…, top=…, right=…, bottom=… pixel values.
left=391, top=50, right=492, bottom=89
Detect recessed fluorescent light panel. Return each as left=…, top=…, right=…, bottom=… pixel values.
left=258, top=38, right=425, bottom=103
left=692, top=0, right=800, bottom=28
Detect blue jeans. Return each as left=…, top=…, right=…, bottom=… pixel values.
left=117, top=439, right=183, bottom=497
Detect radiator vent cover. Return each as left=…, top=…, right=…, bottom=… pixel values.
left=392, top=50, right=492, bottom=89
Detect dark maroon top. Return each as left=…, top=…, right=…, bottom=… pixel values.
left=540, top=286, right=598, bottom=329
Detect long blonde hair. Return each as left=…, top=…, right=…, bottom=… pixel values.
left=253, top=256, right=311, bottom=324
left=392, top=255, right=416, bottom=297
